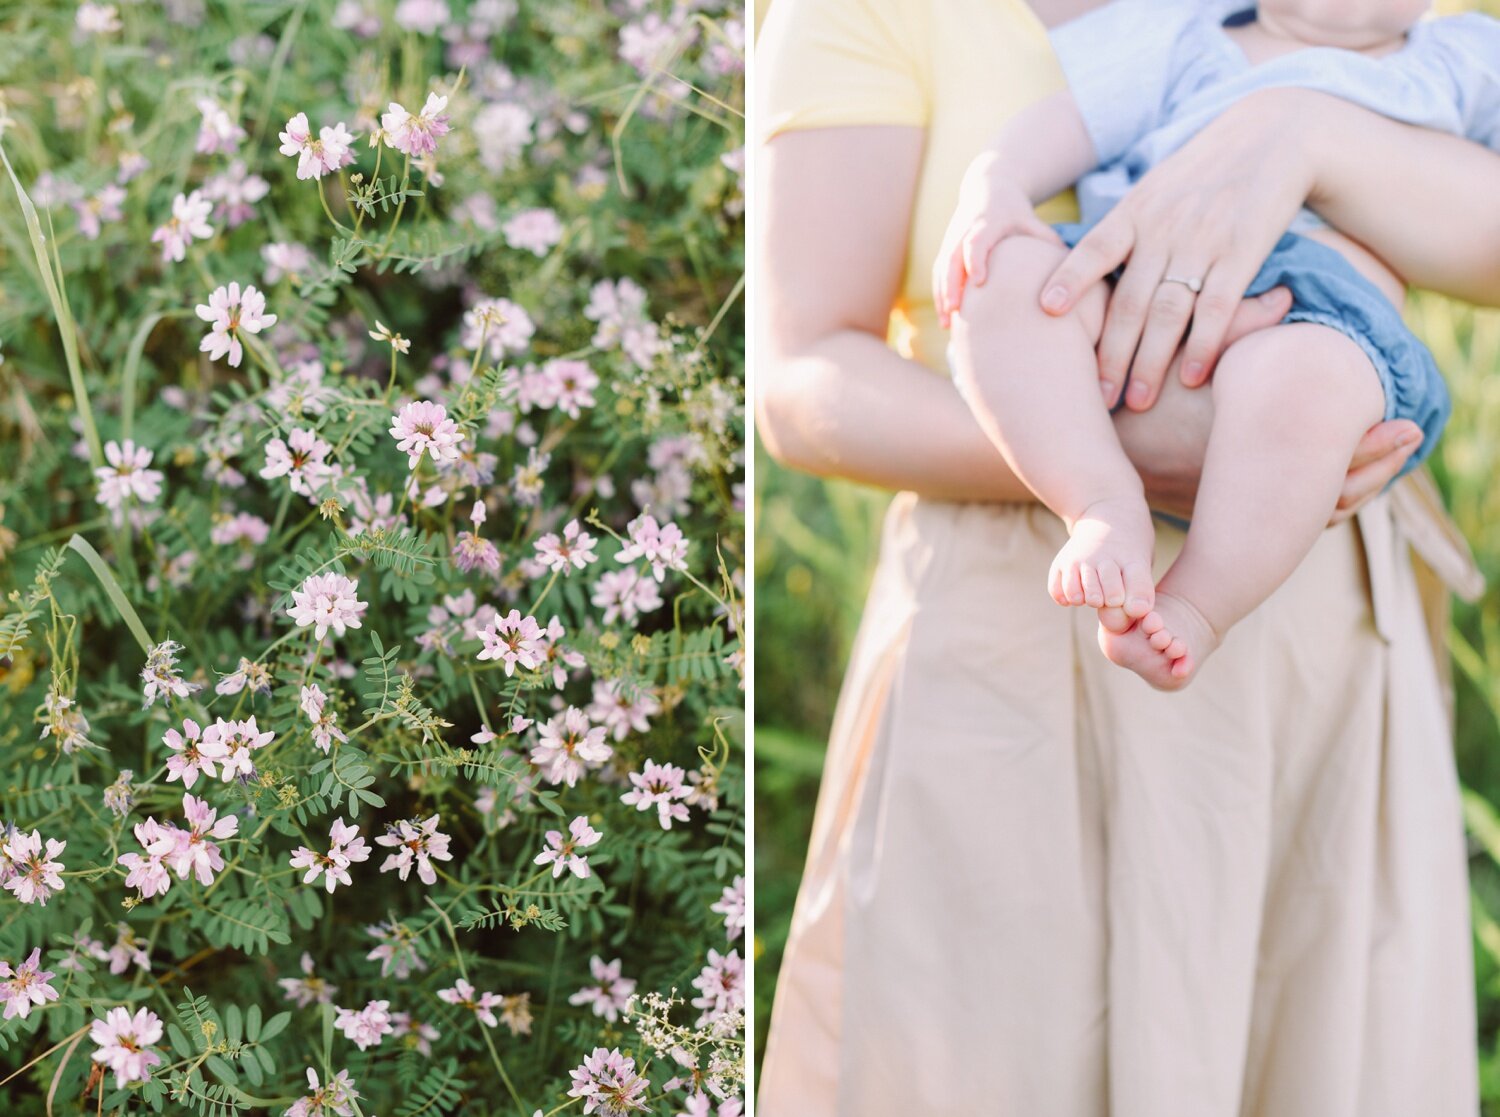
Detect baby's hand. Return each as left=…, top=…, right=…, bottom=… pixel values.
left=934, top=157, right=1062, bottom=328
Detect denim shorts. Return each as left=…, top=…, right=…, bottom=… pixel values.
left=1053, top=222, right=1450, bottom=480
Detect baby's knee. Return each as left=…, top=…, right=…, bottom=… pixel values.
left=954, top=235, right=1071, bottom=326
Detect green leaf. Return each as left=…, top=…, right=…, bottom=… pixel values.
left=66, top=533, right=154, bottom=654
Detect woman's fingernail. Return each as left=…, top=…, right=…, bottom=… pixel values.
left=1127, top=381, right=1150, bottom=406
left=1042, top=285, right=1068, bottom=312
left=1099, top=380, right=1114, bottom=403
left=1183, top=361, right=1203, bottom=382
left=1397, top=430, right=1422, bottom=448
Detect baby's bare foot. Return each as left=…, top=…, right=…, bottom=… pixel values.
left=1048, top=495, right=1155, bottom=630
left=1096, top=590, right=1221, bottom=691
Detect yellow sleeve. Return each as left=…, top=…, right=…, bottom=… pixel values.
left=756, top=0, right=930, bottom=141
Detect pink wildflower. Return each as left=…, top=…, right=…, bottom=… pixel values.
left=375, top=815, right=453, bottom=885
left=617, top=513, right=690, bottom=583
left=620, top=760, right=693, bottom=830
left=286, top=1068, right=361, bottom=1117
left=588, top=677, right=661, bottom=741
left=0, top=949, right=58, bottom=1020
left=2, top=830, right=66, bottom=905
left=95, top=439, right=163, bottom=512
left=381, top=93, right=451, bottom=157
left=689, top=949, right=744, bottom=1026
left=568, top=957, right=637, bottom=1023
left=279, top=113, right=356, bottom=180
left=530, top=707, right=612, bottom=788
left=534, top=816, right=602, bottom=879
left=476, top=610, right=544, bottom=675
left=535, top=519, right=598, bottom=574
left=90, top=1007, right=164, bottom=1089
left=279, top=952, right=338, bottom=1008
left=591, top=568, right=663, bottom=626
left=502, top=208, right=563, bottom=256
left=150, top=190, right=214, bottom=263
left=168, top=793, right=238, bottom=886
left=567, top=1047, right=651, bottom=1115
left=333, top=1000, right=393, bottom=1051
left=290, top=818, right=370, bottom=893
left=437, top=978, right=503, bottom=1028
left=196, top=282, right=277, bottom=368
left=261, top=428, right=333, bottom=497
left=288, top=572, right=367, bottom=640
left=389, top=399, right=464, bottom=468
left=300, top=684, right=347, bottom=752
left=74, top=184, right=125, bottom=240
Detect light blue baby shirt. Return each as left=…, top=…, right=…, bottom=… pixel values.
left=1049, top=1, right=1500, bottom=228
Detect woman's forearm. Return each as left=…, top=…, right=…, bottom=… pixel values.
left=757, top=330, right=1037, bottom=503
left=1295, top=90, right=1500, bottom=305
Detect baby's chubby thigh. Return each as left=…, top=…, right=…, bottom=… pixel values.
left=1211, top=322, right=1384, bottom=443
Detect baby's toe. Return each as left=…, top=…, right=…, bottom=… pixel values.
left=1097, top=606, right=1132, bottom=634
left=1148, top=627, right=1174, bottom=651
left=1080, top=564, right=1104, bottom=608
left=1097, top=560, right=1125, bottom=608
left=1122, top=562, right=1154, bottom=618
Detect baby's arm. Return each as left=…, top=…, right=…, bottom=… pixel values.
left=932, top=92, right=1097, bottom=326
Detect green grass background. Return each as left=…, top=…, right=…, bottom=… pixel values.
left=753, top=290, right=1500, bottom=1096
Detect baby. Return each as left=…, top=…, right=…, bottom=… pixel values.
left=937, top=0, right=1499, bottom=689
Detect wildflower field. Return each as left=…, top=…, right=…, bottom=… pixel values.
left=0, top=2, right=744, bottom=1115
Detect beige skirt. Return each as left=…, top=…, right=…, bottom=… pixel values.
left=758, top=488, right=1478, bottom=1117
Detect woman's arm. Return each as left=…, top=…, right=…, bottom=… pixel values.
left=1039, top=89, right=1500, bottom=410
left=755, top=125, right=1419, bottom=510
left=756, top=126, right=1038, bottom=502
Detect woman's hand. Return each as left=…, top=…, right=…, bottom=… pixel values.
left=1039, top=89, right=1314, bottom=411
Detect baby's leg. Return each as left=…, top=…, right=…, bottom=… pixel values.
left=952, top=236, right=1155, bottom=628
left=1099, top=322, right=1385, bottom=689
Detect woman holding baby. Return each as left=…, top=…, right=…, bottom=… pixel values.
left=754, top=0, right=1500, bottom=1113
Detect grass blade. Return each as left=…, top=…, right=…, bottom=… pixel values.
left=67, top=534, right=153, bottom=655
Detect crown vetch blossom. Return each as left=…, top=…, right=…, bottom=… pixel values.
left=393, top=0, right=449, bottom=34
left=262, top=241, right=315, bottom=284
left=365, top=921, right=427, bottom=979
left=168, top=794, right=238, bottom=886
left=0, top=949, right=58, bottom=1020
left=376, top=815, right=453, bottom=885
left=204, top=715, right=275, bottom=780
left=381, top=93, right=451, bottom=157
left=567, top=1046, right=651, bottom=1115
left=462, top=296, right=534, bottom=359
left=261, top=428, right=333, bottom=497
left=534, top=815, right=602, bottom=879
left=74, top=183, right=125, bottom=240
left=197, top=282, right=277, bottom=368
left=689, top=949, right=744, bottom=1027
left=140, top=639, right=202, bottom=707
left=300, top=684, right=348, bottom=753
left=216, top=657, right=273, bottom=697
left=437, top=978, right=503, bottom=1028
left=290, top=818, right=370, bottom=894
left=389, top=399, right=464, bottom=468
left=76, top=2, right=121, bottom=34
left=589, top=677, right=661, bottom=742
left=710, top=875, right=745, bottom=941
left=118, top=818, right=176, bottom=899
left=279, top=113, right=357, bottom=180
left=568, top=956, right=637, bottom=1023
left=288, top=572, right=368, bottom=640
left=279, top=952, right=338, bottom=1009
left=476, top=610, right=544, bottom=676
left=195, top=96, right=246, bottom=155
left=591, top=568, right=663, bottom=626
left=502, top=207, right=563, bottom=256
left=286, top=1068, right=361, bottom=1117
left=2, top=829, right=66, bottom=905
left=530, top=707, right=612, bottom=788
left=150, top=190, right=213, bottom=263
left=95, top=439, right=164, bottom=512
left=91, top=1006, right=164, bottom=1089
left=620, top=760, right=693, bottom=830
left=333, top=1000, right=393, bottom=1051
left=617, top=514, right=690, bottom=583
left=536, top=519, right=598, bottom=574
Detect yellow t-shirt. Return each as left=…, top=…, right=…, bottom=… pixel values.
left=758, top=0, right=1079, bottom=371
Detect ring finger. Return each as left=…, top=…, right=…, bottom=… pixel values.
left=1125, top=255, right=1212, bottom=411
